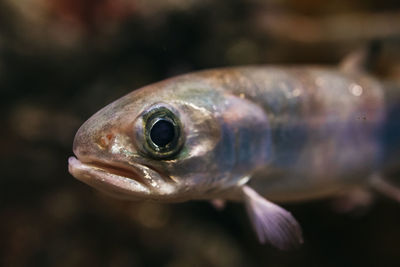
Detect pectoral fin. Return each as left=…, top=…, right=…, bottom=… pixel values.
left=242, top=185, right=303, bottom=250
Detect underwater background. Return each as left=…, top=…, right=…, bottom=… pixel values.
left=1, top=0, right=400, bottom=266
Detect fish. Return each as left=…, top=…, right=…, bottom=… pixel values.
left=68, top=45, right=400, bottom=250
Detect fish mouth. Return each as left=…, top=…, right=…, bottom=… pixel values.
left=68, top=156, right=172, bottom=200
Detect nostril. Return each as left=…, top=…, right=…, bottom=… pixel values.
left=99, top=133, right=114, bottom=149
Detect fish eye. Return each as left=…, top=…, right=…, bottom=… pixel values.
left=150, top=119, right=175, bottom=147
left=142, top=106, right=183, bottom=159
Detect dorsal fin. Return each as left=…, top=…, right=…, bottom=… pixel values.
left=340, top=41, right=382, bottom=74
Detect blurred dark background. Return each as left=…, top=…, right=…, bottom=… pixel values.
left=1, top=0, right=400, bottom=266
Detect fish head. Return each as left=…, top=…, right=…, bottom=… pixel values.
left=69, top=72, right=270, bottom=201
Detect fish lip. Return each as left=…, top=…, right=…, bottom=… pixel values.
left=76, top=157, right=146, bottom=182
left=69, top=156, right=142, bottom=181
left=68, top=156, right=151, bottom=197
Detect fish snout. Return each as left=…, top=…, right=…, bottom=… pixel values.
left=72, top=118, right=111, bottom=162
left=72, top=120, right=99, bottom=161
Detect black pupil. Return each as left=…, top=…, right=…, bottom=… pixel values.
left=150, top=119, right=175, bottom=147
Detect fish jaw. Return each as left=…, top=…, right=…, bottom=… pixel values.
left=68, top=156, right=149, bottom=199
left=68, top=156, right=178, bottom=201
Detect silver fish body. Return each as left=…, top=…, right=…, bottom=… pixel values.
left=69, top=65, right=391, bottom=249
left=226, top=67, right=385, bottom=202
